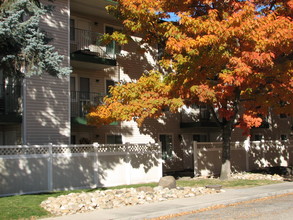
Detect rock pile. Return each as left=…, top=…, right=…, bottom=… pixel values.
left=41, top=172, right=284, bottom=216
left=41, top=186, right=221, bottom=216
left=230, top=172, right=284, bottom=181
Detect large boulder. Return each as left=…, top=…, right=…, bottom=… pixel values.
left=158, top=176, right=176, bottom=189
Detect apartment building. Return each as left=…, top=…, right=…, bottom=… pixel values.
left=0, top=0, right=292, bottom=172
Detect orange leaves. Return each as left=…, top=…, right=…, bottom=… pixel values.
left=190, top=85, right=216, bottom=103
left=87, top=105, right=116, bottom=126
left=99, top=0, right=293, bottom=133
left=219, top=72, right=235, bottom=85
left=241, top=52, right=275, bottom=68
left=288, top=0, right=293, bottom=9
left=88, top=72, right=184, bottom=127
left=238, top=113, right=263, bottom=135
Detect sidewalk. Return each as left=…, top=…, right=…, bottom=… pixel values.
left=44, top=182, right=293, bottom=220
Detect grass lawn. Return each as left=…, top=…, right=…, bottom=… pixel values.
left=177, top=178, right=283, bottom=188
left=0, top=178, right=283, bottom=219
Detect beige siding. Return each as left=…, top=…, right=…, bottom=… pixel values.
left=24, top=0, right=70, bottom=144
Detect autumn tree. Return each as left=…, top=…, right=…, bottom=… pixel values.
left=88, top=0, right=293, bottom=179
left=0, top=0, right=71, bottom=78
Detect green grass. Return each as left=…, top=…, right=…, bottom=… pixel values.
left=0, top=194, right=50, bottom=219
left=0, top=178, right=283, bottom=219
left=0, top=184, right=157, bottom=220
left=0, top=191, right=73, bottom=220
left=177, top=178, right=283, bottom=188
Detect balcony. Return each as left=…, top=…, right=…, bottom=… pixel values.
left=71, top=91, right=104, bottom=125
left=0, top=84, right=22, bottom=123
left=180, top=105, right=218, bottom=128
left=70, top=28, right=117, bottom=67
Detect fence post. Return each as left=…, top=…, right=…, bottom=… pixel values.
left=125, top=143, right=131, bottom=185
left=93, top=142, right=99, bottom=188
left=158, top=142, right=163, bottom=179
left=261, top=138, right=266, bottom=166
left=48, top=143, right=53, bottom=192
left=244, top=138, right=250, bottom=171
left=193, top=141, right=198, bottom=177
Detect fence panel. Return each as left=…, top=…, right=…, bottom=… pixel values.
left=0, top=145, right=52, bottom=195
left=195, top=142, right=222, bottom=176
left=194, top=140, right=293, bottom=176
left=0, top=143, right=162, bottom=196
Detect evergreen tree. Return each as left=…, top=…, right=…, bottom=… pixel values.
left=0, top=0, right=71, bottom=78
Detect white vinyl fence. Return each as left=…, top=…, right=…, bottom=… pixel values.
left=194, top=140, right=293, bottom=176
left=0, top=143, right=162, bottom=197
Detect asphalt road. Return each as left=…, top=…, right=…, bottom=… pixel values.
left=170, top=193, right=293, bottom=220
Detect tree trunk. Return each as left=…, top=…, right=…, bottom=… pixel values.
left=220, top=124, right=232, bottom=180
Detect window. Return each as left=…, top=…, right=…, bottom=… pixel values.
left=199, top=105, right=210, bottom=120
left=254, top=134, right=263, bottom=141
left=279, top=101, right=288, bottom=119
left=105, top=26, right=121, bottom=56
left=107, top=135, right=122, bottom=144
left=71, top=135, right=76, bottom=144
left=70, top=19, right=75, bottom=41
left=193, top=134, right=208, bottom=142
left=80, top=77, right=90, bottom=99
left=106, top=79, right=115, bottom=96
left=190, top=104, right=210, bottom=120
left=70, top=77, right=76, bottom=92
left=70, top=77, right=76, bottom=100
left=159, top=134, right=173, bottom=160
left=281, top=134, right=288, bottom=141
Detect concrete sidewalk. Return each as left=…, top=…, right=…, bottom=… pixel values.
left=44, top=182, right=293, bottom=220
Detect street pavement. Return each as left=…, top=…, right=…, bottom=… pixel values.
left=44, top=182, right=293, bottom=220
left=169, top=193, right=293, bottom=219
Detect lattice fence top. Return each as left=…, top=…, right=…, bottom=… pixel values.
left=196, top=140, right=292, bottom=149
left=97, top=144, right=160, bottom=153
left=0, top=143, right=161, bottom=156
left=52, top=145, right=96, bottom=154
left=196, top=141, right=246, bottom=149
left=0, top=146, right=50, bottom=156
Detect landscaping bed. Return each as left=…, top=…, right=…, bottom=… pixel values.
left=0, top=172, right=286, bottom=219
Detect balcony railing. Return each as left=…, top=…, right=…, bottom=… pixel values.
left=0, top=84, right=22, bottom=115
left=70, top=28, right=119, bottom=60
left=71, top=91, right=104, bottom=118
left=180, top=105, right=218, bottom=128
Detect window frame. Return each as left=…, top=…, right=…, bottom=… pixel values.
left=253, top=134, right=264, bottom=141
left=106, top=134, right=123, bottom=144
left=104, top=24, right=122, bottom=56
left=105, top=79, right=116, bottom=96
left=159, top=134, right=174, bottom=160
